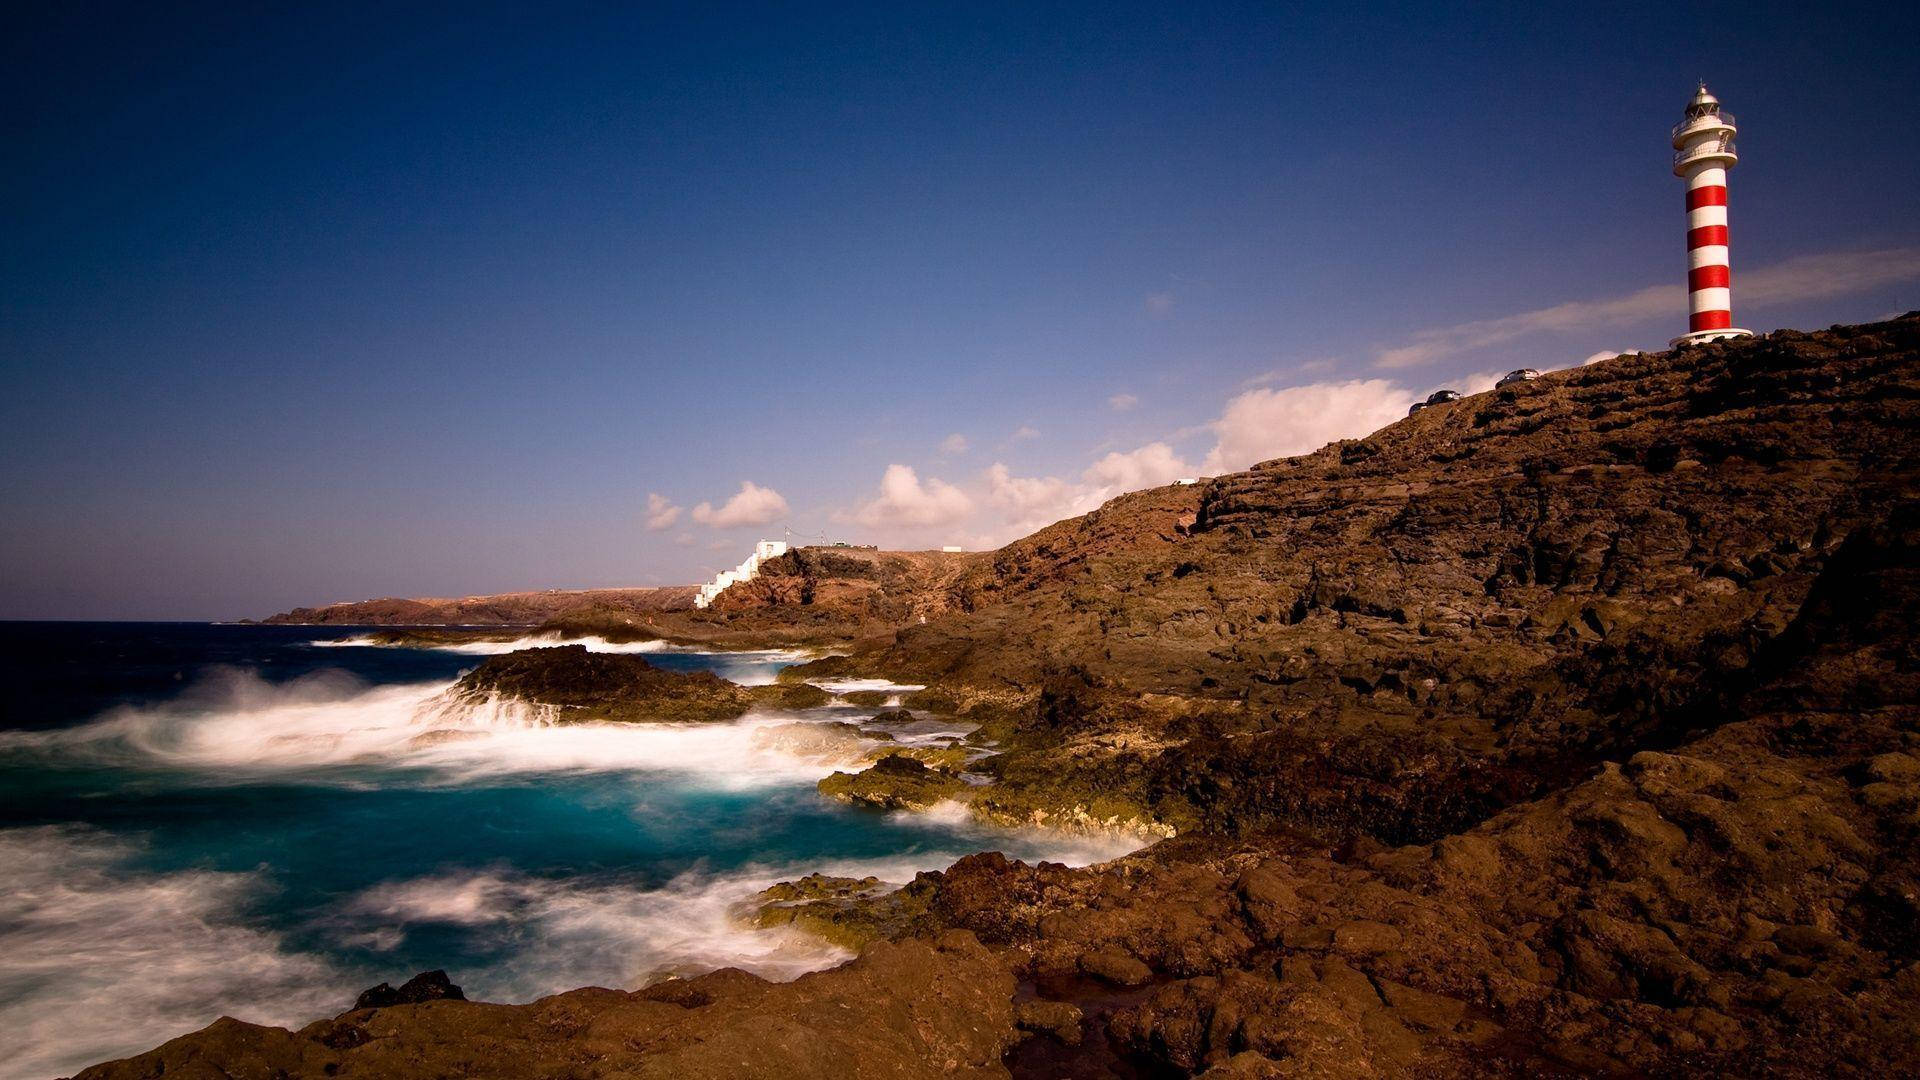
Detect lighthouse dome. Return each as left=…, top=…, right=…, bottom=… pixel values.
left=1690, top=83, right=1720, bottom=108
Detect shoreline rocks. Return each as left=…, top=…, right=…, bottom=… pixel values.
left=352, top=970, right=465, bottom=1010
left=817, top=752, right=970, bottom=811
left=450, top=645, right=756, bottom=723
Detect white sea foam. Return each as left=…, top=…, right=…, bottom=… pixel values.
left=328, top=813, right=1144, bottom=1004
left=311, top=634, right=810, bottom=684
left=0, top=826, right=356, bottom=1080
left=313, top=633, right=674, bottom=655
left=333, top=868, right=853, bottom=996
left=0, top=668, right=881, bottom=786
left=0, top=812, right=1143, bottom=1078
left=810, top=678, right=927, bottom=694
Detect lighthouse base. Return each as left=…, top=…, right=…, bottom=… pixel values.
left=1670, top=328, right=1754, bottom=348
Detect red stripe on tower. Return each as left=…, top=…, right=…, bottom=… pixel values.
left=1688, top=265, right=1731, bottom=291
left=1685, top=185, right=1728, bottom=211
left=1687, top=224, right=1729, bottom=248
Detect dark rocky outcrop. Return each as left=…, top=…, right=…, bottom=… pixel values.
left=450, top=645, right=756, bottom=723
left=817, top=751, right=971, bottom=811
left=807, top=316, right=1920, bottom=848
left=352, top=970, right=465, bottom=1010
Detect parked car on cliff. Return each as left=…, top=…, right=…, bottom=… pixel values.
left=1497, top=368, right=1541, bottom=387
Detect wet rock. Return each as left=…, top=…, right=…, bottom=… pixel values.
left=450, top=645, right=755, bottom=723
left=353, top=970, right=465, bottom=1010
left=816, top=753, right=970, bottom=811
left=859, top=743, right=971, bottom=771
left=749, top=682, right=832, bottom=709
left=748, top=721, right=871, bottom=764
left=1014, top=999, right=1083, bottom=1045
left=747, top=874, right=931, bottom=950
left=1080, top=947, right=1152, bottom=987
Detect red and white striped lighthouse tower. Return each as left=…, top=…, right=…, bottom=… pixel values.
left=1671, top=83, right=1752, bottom=346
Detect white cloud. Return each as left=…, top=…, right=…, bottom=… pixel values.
left=1582, top=349, right=1624, bottom=366
left=1373, top=246, right=1920, bottom=369
left=1202, top=379, right=1411, bottom=474
left=847, top=465, right=973, bottom=529
left=1083, top=442, right=1193, bottom=490
left=673, top=533, right=695, bottom=547
left=1374, top=285, right=1675, bottom=369
left=985, top=463, right=1103, bottom=537
left=1145, top=292, right=1175, bottom=315
left=644, top=493, right=681, bottom=531
left=690, top=481, right=789, bottom=529
left=980, top=442, right=1196, bottom=541
left=938, top=433, right=970, bottom=456
left=1108, top=392, right=1140, bottom=412
left=1741, top=247, right=1920, bottom=305
left=1010, top=425, right=1040, bottom=441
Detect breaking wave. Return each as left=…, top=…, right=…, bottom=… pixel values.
left=0, top=826, right=356, bottom=1080
left=0, top=667, right=882, bottom=785
left=310, top=634, right=812, bottom=685
left=314, top=633, right=675, bottom=655
left=327, top=820, right=1142, bottom=1002
left=331, top=866, right=854, bottom=995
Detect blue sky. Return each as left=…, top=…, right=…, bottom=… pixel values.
left=4, top=1, right=1917, bottom=619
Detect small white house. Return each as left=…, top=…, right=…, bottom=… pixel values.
left=694, top=539, right=789, bottom=608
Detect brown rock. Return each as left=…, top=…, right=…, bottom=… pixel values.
left=1080, top=947, right=1153, bottom=987
left=448, top=645, right=755, bottom=723
left=1331, top=920, right=1402, bottom=955
left=1013, top=999, right=1083, bottom=1045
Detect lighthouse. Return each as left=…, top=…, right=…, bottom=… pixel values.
left=1671, top=84, right=1753, bottom=346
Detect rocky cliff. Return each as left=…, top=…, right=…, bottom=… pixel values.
left=83, top=316, right=1920, bottom=1078
left=703, top=545, right=984, bottom=626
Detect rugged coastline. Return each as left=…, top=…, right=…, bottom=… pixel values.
left=79, top=317, right=1920, bottom=1078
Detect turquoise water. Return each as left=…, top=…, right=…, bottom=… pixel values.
left=0, top=624, right=1135, bottom=1079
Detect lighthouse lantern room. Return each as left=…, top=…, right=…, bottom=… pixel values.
left=1671, top=83, right=1753, bottom=347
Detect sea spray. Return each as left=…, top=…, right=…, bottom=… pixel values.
left=0, top=826, right=355, bottom=1080
left=313, top=634, right=813, bottom=685
left=313, top=633, right=675, bottom=655
left=2, top=666, right=890, bottom=785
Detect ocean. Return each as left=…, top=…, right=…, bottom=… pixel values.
left=0, top=623, right=1137, bottom=1079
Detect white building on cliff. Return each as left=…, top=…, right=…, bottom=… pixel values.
left=694, top=539, right=788, bottom=608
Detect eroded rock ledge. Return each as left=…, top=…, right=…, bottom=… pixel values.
left=447, top=644, right=827, bottom=722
